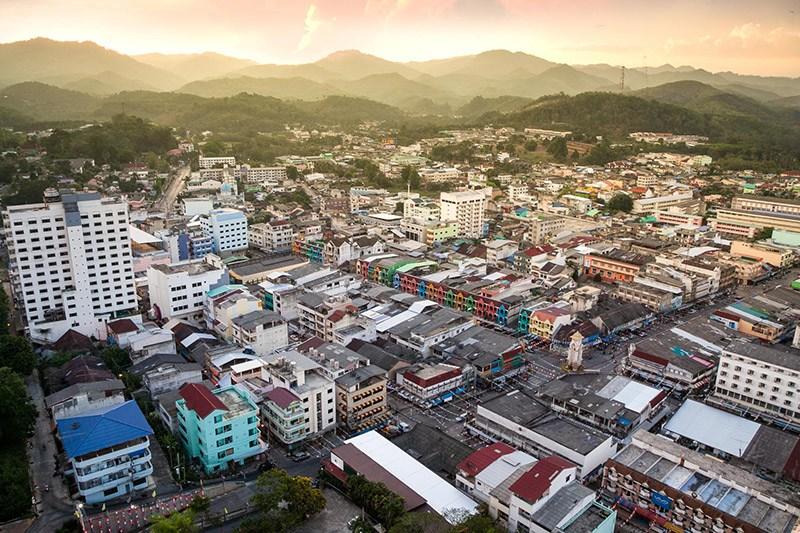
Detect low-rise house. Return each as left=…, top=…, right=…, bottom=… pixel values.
left=56, top=401, right=154, bottom=504
left=45, top=379, right=126, bottom=420
left=230, top=310, right=289, bottom=356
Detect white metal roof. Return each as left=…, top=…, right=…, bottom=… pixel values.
left=346, top=431, right=478, bottom=522
left=475, top=450, right=536, bottom=492
left=129, top=224, right=162, bottom=244
left=609, top=379, right=662, bottom=414
left=376, top=310, right=418, bottom=333
left=663, top=399, right=760, bottom=457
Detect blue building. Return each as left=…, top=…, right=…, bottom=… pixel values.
left=56, top=401, right=154, bottom=504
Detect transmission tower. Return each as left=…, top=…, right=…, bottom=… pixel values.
left=620, top=66, right=625, bottom=93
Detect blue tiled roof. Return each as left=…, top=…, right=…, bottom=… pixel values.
left=56, top=400, right=153, bottom=459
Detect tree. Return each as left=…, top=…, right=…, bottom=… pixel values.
left=0, top=336, right=36, bottom=376
left=754, top=227, right=774, bottom=241
left=348, top=475, right=405, bottom=528
left=387, top=512, right=449, bottom=533
left=241, top=469, right=325, bottom=532
left=451, top=512, right=503, bottom=533
left=0, top=368, right=36, bottom=444
left=546, top=137, right=568, bottom=161
left=285, top=166, right=300, bottom=180
left=150, top=509, right=197, bottom=533
left=401, top=166, right=421, bottom=189
left=101, top=347, right=131, bottom=375
left=606, top=193, right=633, bottom=213
left=524, top=140, right=538, bottom=152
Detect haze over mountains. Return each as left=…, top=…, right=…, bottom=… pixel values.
left=1, top=38, right=798, bottom=113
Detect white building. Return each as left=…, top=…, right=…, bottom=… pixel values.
left=231, top=310, right=289, bottom=356
left=198, top=156, right=236, bottom=169
left=632, top=191, right=694, bottom=214
left=440, top=190, right=486, bottom=238
left=2, top=190, right=139, bottom=343
left=146, top=259, right=228, bottom=320
left=237, top=165, right=287, bottom=184
left=200, top=208, right=248, bottom=252
left=262, top=350, right=337, bottom=437
left=56, top=401, right=154, bottom=504
left=45, top=380, right=126, bottom=420
left=183, top=197, right=213, bottom=217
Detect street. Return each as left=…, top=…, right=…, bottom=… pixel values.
left=155, top=164, right=189, bottom=214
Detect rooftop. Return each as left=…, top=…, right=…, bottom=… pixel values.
left=56, top=400, right=153, bottom=459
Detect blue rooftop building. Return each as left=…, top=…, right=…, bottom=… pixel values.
left=56, top=400, right=154, bottom=504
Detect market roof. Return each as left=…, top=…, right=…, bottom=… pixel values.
left=344, top=430, right=478, bottom=522
left=663, top=399, right=760, bottom=458
left=56, top=400, right=153, bottom=459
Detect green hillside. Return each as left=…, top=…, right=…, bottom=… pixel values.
left=0, top=82, right=100, bottom=121
left=177, top=76, right=341, bottom=100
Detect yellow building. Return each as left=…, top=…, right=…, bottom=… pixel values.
left=730, top=241, right=795, bottom=269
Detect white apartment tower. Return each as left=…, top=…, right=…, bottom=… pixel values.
left=440, top=190, right=486, bottom=238
left=3, top=190, right=138, bottom=343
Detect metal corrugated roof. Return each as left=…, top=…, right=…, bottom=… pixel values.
left=56, top=400, right=153, bottom=459
left=663, top=399, right=760, bottom=457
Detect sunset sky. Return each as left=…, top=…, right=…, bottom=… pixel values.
left=1, top=0, right=798, bottom=76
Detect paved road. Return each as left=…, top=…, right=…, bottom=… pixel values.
left=26, top=370, right=75, bottom=533
left=155, top=164, right=189, bottom=214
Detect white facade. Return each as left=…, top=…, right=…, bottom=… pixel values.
left=632, top=191, right=694, bottom=214
left=183, top=197, right=214, bottom=217
left=238, top=165, right=287, bottom=184
left=146, top=259, right=228, bottom=320
left=231, top=310, right=289, bottom=356
left=263, top=350, right=337, bottom=437
left=198, top=156, right=236, bottom=169
left=440, top=190, right=486, bottom=239
left=200, top=208, right=248, bottom=252
left=3, top=191, right=138, bottom=343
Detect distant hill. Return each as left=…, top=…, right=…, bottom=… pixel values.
left=457, top=96, right=532, bottom=117
left=329, top=73, right=457, bottom=108
left=634, top=81, right=783, bottom=121
left=134, top=52, right=256, bottom=81
left=490, top=92, right=714, bottom=138
left=313, top=50, right=421, bottom=80
left=0, top=106, right=33, bottom=128
left=0, top=82, right=100, bottom=121
left=0, top=38, right=184, bottom=91
left=503, top=65, right=614, bottom=98
left=409, top=50, right=556, bottom=78
left=177, top=76, right=341, bottom=100
left=62, top=71, right=156, bottom=95
left=772, top=95, right=800, bottom=110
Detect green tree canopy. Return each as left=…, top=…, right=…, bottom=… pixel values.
left=0, top=335, right=36, bottom=375
left=546, top=137, right=568, bottom=161
left=150, top=509, right=197, bottom=533
left=0, top=367, right=36, bottom=444
left=606, top=192, right=634, bottom=213
left=239, top=469, right=326, bottom=533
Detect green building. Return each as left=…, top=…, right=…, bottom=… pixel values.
left=176, top=383, right=265, bottom=473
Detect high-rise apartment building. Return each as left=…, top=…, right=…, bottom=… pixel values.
left=3, top=190, right=138, bottom=343
left=440, top=190, right=486, bottom=238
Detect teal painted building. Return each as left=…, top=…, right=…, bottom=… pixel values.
left=176, top=383, right=265, bottom=473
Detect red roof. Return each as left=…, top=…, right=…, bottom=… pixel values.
left=457, top=442, right=515, bottom=477
left=712, top=310, right=740, bottom=322
left=265, top=387, right=301, bottom=409
left=107, top=319, right=139, bottom=335
left=631, top=349, right=669, bottom=368
left=328, top=309, right=347, bottom=323
left=510, top=456, right=575, bottom=504
left=179, top=383, right=227, bottom=419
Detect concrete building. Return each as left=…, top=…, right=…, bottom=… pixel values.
left=56, top=401, right=154, bottom=504
left=632, top=191, right=694, bottom=214
left=45, top=379, right=126, bottom=420
left=401, top=218, right=459, bottom=245
left=471, top=390, right=617, bottom=479
left=583, top=250, right=652, bottom=284
left=200, top=208, right=248, bottom=253
left=176, top=383, right=265, bottom=473
left=204, top=285, right=262, bottom=339
left=731, top=195, right=800, bottom=215
left=730, top=241, right=795, bottom=269
left=248, top=221, right=294, bottom=252
left=441, top=190, right=486, bottom=238
left=335, top=365, right=389, bottom=436
left=261, top=350, right=337, bottom=437
left=183, top=197, right=213, bottom=217
left=261, top=387, right=308, bottom=449
left=146, top=259, right=228, bottom=320
left=230, top=310, right=288, bottom=356
left=198, top=156, right=236, bottom=169
left=602, top=430, right=799, bottom=533
left=3, top=190, right=139, bottom=343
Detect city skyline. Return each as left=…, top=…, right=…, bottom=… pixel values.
left=0, top=0, right=798, bottom=76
